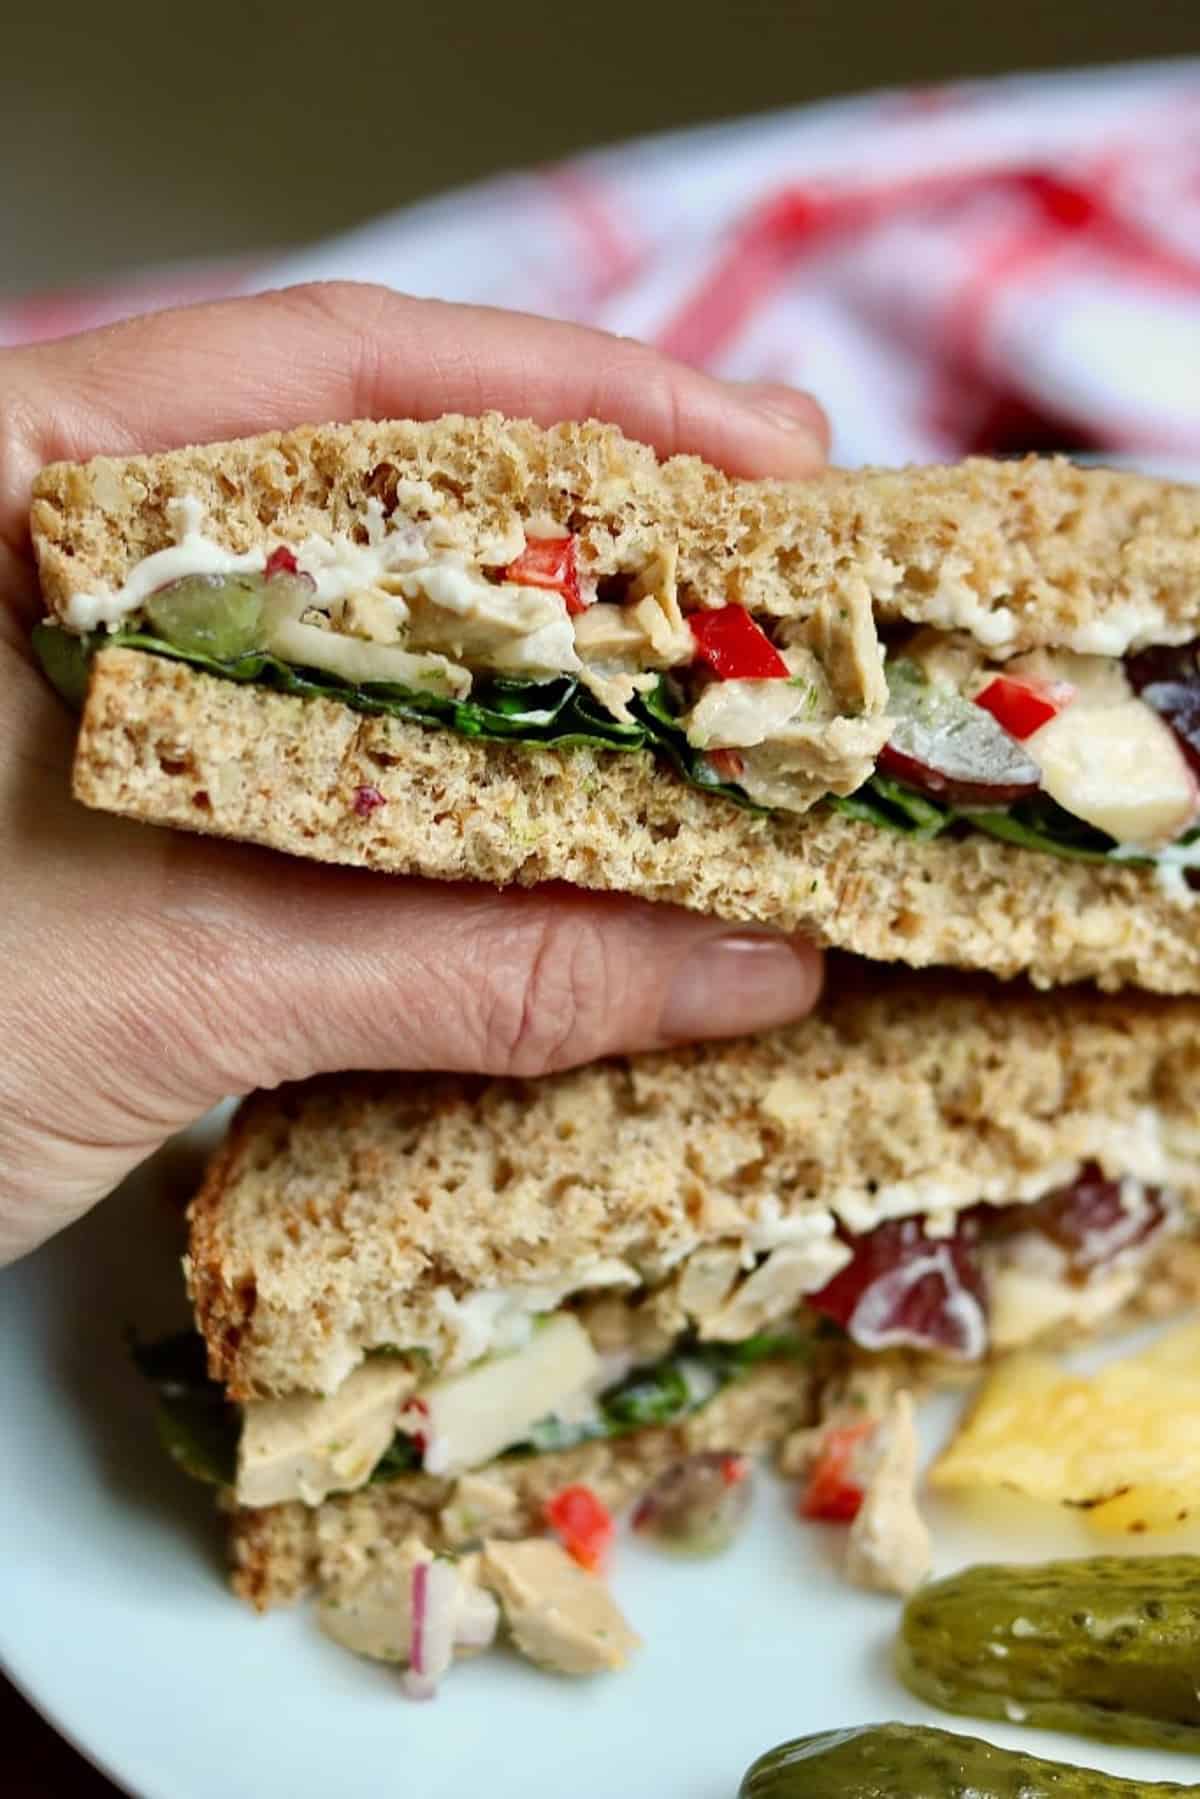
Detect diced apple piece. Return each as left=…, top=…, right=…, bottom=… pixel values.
left=410, top=1314, right=599, bottom=1477
left=1025, top=697, right=1199, bottom=848
left=1005, top=648, right=1129, bottom=709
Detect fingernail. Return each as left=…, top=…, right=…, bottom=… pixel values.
left=660, top=931, right=822, bottom=1043
left=736, top=380, right=825, bottom=437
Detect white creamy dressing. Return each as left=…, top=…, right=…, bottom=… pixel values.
left=830, top=1165, right=1079, bottom=1238
left=742, top=1201, right=853, bottom=1260
left=431, top=1260, right=640, bottom=1370
left=64, top=494, right=437, bottom=632
left=64, top=493, right=512, bottom=626
left=65, top=496, right=263, bottom=630
left=898, top=571, right=1200, bottom=659
left=1114, top=834, right=1200, bottom=906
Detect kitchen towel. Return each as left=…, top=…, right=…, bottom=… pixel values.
left=5, top=60, right=1198, bottom=466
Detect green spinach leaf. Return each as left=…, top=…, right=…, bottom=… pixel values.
left=521, top=1329, right=810, bottom=1455
left=130, top=1331, right=239, bottom=1486
left=35, top=625, right=759, bottom=810
left=43, top=624, right=1171, bottom=874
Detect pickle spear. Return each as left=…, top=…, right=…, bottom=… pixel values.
left=740, top=1722, right=1199, bottom=1799
left=899, top=1557, right=1200, bottom=1751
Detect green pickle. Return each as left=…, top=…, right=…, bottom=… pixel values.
left=739, top=1723, right=1199, bottom=1799
left=143, top=573, right=265, bottom=660
left=898, top=1557, right=1200, bottom=1752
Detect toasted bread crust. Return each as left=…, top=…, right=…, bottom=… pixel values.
left=186, top=963, right=1200, bottom=1400
left=32, top=416, right=1200, bottom=650
left=227, top=1359, right=812, bottom=1610
left=77, top=646, right=1200, bottom=998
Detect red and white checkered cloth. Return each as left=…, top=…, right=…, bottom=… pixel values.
left=4, top=61, right=1199, bottom=467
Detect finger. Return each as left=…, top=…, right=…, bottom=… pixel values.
left=152, top=846, right=825, bottom=1089
left=0, top=283, right=828, bottom=564
left=2, top=823, right=822, bottom=1256
left=736, top=381, right=833, bottom=455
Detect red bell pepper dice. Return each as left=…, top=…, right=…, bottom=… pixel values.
left=798, top=1422, right=874, bottom=1523
left=503, top=535, right=585, bottom=614
left=974, top=674, right=1067, bottom=740
left=689, top=605, right=789, bottom=680
left=544, top=1483, right=615, bottom=1571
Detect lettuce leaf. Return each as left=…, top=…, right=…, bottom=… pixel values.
left=41, top=624, right=1186, bottom=869
left=130, top=1331, right=239, bottom=1486
left=833, top=774, right=1186, bottom=868
left=521, top=1330, right=810, bottom=1454
left=830, top=774, right=954, bottom=840
left=960, top=798, right=1137, bottom=863
left=34, top=623, right=760, bottom=811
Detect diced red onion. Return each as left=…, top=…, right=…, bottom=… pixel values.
left=408, top=1559, right=427, bottom=1674
left=402, top=1558, right=460, bottom=1701
left=401, top=1669, right=438, bottom=1701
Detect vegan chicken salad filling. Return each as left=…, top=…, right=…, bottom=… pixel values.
left=35, top=499, right=1200, bottom=892
left=137, top=1162, right=1186, bottom=1512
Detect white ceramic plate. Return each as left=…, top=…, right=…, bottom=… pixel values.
left=3, top=1122, right=1200, bottom=1799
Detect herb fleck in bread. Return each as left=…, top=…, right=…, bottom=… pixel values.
left=187, top=971, right=1200, bottom=1401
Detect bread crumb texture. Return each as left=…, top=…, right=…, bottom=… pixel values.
left=32, top=416, right=1200, bottom=646
left=186, top=970, right=1200, bottom=1399
left=77, top=646, right=1200, bottom=993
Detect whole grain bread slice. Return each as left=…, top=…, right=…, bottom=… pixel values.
left=77, top=646, right=1200, bottom=993
left=32, top=415, right=1200, bottom=648
left=187, top=967, right=1200, bottom=1402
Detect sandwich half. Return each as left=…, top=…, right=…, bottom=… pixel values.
left=31, top=415, right=1200, bottom=991
left=140, top=969, right=1200, bottom=1623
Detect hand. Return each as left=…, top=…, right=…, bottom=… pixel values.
left=0, top=282, right=828, bottom=1263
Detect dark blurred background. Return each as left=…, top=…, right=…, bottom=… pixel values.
left=1, top=1, right=1196, bottom=294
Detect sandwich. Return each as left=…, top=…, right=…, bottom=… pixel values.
left=137, top=969, right=1200, bottom=1686
left=30, top=415, right=1200, bottom=992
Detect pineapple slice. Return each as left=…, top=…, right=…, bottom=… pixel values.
left=930, top=1322, right=1200, bottom=1535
